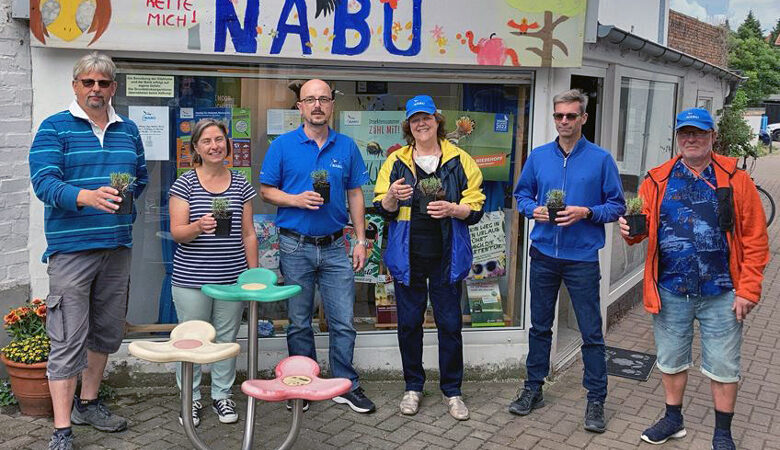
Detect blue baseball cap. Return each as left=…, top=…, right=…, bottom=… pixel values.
left=405, top=95, right=437, bottom=119
left=675, top=108, right=715, bottom=131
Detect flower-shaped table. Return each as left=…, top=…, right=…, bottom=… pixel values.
left=200, top=268, right=301, bottom=450
left=242, top=356, right=351, bottom=450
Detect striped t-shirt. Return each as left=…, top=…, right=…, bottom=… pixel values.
left=170, top=170, right=257, bottom=288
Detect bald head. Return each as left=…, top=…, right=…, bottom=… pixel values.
left=297, top=79, right=334, bottom=128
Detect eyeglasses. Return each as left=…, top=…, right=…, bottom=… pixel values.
left=552, top=112, right=581, bottom=121
left=299, top=96, right=333, bottom=105
left=77, top=78, right=114, bottom=88
left=197, top=136, right=226, bottom=146
left=677, top=130, right=711, bottom=140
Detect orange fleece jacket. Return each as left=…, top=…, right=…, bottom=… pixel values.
left=623, top=153, right=769, bottom=314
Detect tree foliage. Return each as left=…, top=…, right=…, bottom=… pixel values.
left=714, top=90, right=756, bottom=158
left=728, top=14, right=780, bottom=106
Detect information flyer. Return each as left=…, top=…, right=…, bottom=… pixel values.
left=339, top=111, right=406, bottom=206
left=440, top=111, right=514, bottom=181
left=344, top=214, right=385, bottom=283
left=253, top=214, right=280, bottom=275
left=466, top=280, right=506, bottom=327
left=467, top=211, right=507, bottom=279
left=128, top=106, right=169, bottom=161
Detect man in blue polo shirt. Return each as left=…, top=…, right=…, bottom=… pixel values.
left=260, top=79, right=374, bottom=413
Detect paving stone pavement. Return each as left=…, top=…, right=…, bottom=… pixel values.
left=2, top=151, right=779, bottom=450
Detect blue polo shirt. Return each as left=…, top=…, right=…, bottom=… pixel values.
left=657, top=161, right=732, bottom=297
left=260, top=125, right=368, bottom=236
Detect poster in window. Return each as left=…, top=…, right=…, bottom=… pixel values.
left=466, top=280, right=506, bottom=327
left=440, top=111, right=514, bottom=182
left=253, top=214, right=280, bottom=276
left=467, top=211, right=507, bottom=279
left=339, top=111, right=406, bottom=206
left=344, top=214, right=386, bottom=283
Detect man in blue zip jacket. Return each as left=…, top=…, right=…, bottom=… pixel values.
left=510, top=89, right=625, bottom=433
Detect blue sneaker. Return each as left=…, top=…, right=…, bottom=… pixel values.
left=711, top=429, right=736, bottom=450
left=640, top=415, right=687, bottom=444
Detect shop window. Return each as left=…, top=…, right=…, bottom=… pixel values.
left=610, top=77, right=677, bottom=288
left=111, top=64, right=532, bottom=335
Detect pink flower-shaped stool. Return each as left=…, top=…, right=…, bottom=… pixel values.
left=128, top=321, right=240, bottom=450
left=242, top=356, right=351, bottom=450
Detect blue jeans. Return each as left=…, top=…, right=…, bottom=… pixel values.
left=525, top=253, right=607, bottom=402
left=654, top=289, right=741, bottom=383
left=394, top=256, right=463, bottom=397
left=279, top=233, right=359, bottom=389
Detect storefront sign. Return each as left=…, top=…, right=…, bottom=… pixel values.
left=128, top=106, right=170, bottom=160
left=30, top=0, right=586, bottom=68
left=126, top=75, right=175, bottom=97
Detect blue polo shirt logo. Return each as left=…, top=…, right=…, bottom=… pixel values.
left=330, top=158, right=344, bottom=170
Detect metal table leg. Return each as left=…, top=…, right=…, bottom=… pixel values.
left=241, top=301, right=259, bottom=450
left=181, top=362, right=210, bottom=450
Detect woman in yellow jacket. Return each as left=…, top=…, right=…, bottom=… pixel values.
left=373, top=95, right=484, bottom=420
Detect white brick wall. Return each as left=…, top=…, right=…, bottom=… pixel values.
left=0, top=0, right=31, bottom=292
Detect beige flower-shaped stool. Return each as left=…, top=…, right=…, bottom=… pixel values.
left=128, top=320, right=240, bottom=450
left=242, top=356, right=351, bottom=450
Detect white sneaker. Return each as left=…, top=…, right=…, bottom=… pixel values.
left=178, top=400, right=202, bottom=427
left=444, top=395, right=469, bottom=421
left=212, top=398, right=238, bottom=424
left=399, top=391, right=423, bottom=415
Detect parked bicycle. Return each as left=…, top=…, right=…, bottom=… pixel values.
left=741, top=155, right=775, bottom=227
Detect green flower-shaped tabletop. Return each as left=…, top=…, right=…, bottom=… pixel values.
left=201, top=268, right=301, bottom=303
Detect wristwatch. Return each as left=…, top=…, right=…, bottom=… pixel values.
left=585, top=208, right=593, bottom=220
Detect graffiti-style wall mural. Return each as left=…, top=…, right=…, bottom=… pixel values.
left=30, top=0, right=587, bottom=68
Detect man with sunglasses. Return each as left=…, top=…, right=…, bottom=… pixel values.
left=259, top=79, right=376, bottom=413
left=29, top=52, right=147, bottom=450
left=511, top=89, right=625, bottom=433
left=618, top=108, right=769, bottom=450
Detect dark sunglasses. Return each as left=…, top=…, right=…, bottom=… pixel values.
left=77, top=78, right=113, bottom=88
left=552, top=112, right=581, bottom=121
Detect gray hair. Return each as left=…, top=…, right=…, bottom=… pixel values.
left=553, top=89, right=588, bottom=114
left=72, top=52, right=116, bottom=80
left=189, top=119, right=231, bottom=165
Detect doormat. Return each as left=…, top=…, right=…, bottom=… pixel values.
left=605, top=346, right=656, bottom=381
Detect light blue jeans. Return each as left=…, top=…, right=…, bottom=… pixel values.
left=172, top=286, right=244, bottom=401
left=654, top=289, right=742, bottom=383
left=278, top=233, right=359, bottom=389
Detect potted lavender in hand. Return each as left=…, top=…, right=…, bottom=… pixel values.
left=212, top=197, right=232, bottom=237
left=545, top=189, right=566, bottom=225
left=110, top=172, right=135, bottom=215
left=624, top=195, right=647, bottom=236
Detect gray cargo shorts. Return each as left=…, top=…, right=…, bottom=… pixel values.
left=46, top=247, right=131, bottom=380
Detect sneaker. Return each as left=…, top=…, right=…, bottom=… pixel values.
left=333, top=386, right=376, bottom=413
left=212, top=398, right=238, bottom=424
left=583, top=400, right=606, bottom=433
left=48, top=431, right=74, bottom=450
left=508, top=387, right=544, bottom=416
left=178, top=400, right=203, bottom=428
left=71, top=397, right=128, bottom=432
left=444, top=395, right=470, bottom=421
left=640, top=415, right=687, bottom=444
left=399, top=391, right=422, bottom=415
left=711, top=429, right=736, bottom=450
left=285, top=399, right=310, bottom=412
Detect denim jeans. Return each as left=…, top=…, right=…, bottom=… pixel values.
left=394, top=256, right=463, bottom=397
left=525, top=253, right=607, bottom=402
left=279, top=233, right=359, bottom=389
left=172, top=286, right=244, bottom=401
left=654, top=289, right=741, bottom=383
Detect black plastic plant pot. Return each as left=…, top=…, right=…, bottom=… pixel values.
left=419, top=195, right=435, bottom=214
left=115, top=192, right=133, bottom=215
left=215, top=213, right=233, bottom=237
left=547, top=206, right=565, bottom=224
left=625, top=214, right=647, bottom=237
left=314, top=183, right=330, bottom=204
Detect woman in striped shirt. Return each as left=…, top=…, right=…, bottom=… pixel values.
left=169, top=118, right=258, bottom=427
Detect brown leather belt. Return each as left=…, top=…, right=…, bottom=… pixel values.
left=279, top=228, right=343, bottom=246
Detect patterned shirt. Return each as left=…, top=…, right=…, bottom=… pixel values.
left=657, top=161, right=732, bottom=297
left=170, top=170, right=257, bottom=288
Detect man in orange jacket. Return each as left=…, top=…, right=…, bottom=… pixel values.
left=619, top=108, right=769, bottom=450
